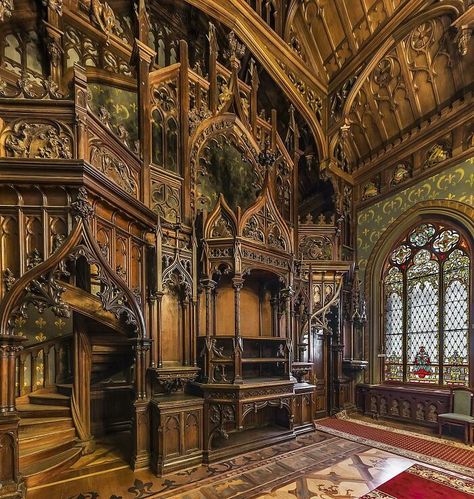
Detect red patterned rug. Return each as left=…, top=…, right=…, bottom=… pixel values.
left=315, top=417, right=474, bottom=475
left=362, top=463, right=474, bottom=498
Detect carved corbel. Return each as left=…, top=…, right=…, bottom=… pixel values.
left=451, top=7, right=474, bottom=56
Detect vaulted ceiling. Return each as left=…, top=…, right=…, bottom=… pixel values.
left=287, top=0, right=408, bottom=81
left=285, top=0, right=474, bottom=172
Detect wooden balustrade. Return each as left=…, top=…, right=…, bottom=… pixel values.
left=16, top=335, right=73, bottom=397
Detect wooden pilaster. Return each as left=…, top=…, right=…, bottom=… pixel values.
left=132, top=39, right=156, bottom=208
left=0, top=335, right=25, bottom=499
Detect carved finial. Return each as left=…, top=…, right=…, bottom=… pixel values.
left=226, top=30, right=245, bottom=61
left=456, top=26, right=471, bottom=56
left=43, top=0, right=63, bottom=15
left=90, top=0, right=116, bottom=42
left=27, top=249, right=43, bottom=270
left=208, top=22, right=218, bottom=55
left=71, top=187, right=95, bottom=221
left=3, top=268, right=16, bottom=291
left=258, top=139, right=276, bottom=168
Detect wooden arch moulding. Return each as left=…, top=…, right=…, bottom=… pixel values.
left=0, top=188, right=147, bottom=340
left=341, top=2, right=467, bottom=119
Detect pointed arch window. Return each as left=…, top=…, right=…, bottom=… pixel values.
left=383, top=222, right=471, bottom=386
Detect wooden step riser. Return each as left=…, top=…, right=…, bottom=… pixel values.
left=23, top=448, right=83, bottom=488
left=20, top=439, right=76, bottom=468
left=55, top=384, right=72, bottom=396
left=28, top=395, right=70, bottom=407
left=18, top=407, right=71, bottom=418
left=20, top=427, right=76, bottom=451
left=20, top=419, right=74, bottom=436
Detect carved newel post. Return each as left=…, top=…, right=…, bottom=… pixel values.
left=0, top=335, right=25, bottom=499
left=131, top=337, right=152, bottom=470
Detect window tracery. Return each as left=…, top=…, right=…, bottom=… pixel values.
left=383, top=222, right=471, bottom=386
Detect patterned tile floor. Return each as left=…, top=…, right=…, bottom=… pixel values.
left=26, top=432, right=416, bottom=499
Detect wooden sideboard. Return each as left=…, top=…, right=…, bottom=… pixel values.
left=150, top=395, right=204, bottom=475
left=356, top=383, right=451, bottom=427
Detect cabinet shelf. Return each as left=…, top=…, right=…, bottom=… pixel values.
left=242, top=358, right=288, bottom=363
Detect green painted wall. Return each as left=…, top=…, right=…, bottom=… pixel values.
left=357, top=157, right=474, bottom=276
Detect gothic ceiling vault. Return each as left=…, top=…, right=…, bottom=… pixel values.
left=182, top=0, right=473, bottom=181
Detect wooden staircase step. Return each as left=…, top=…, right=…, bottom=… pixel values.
left=55, top=383, right=73, bottom=396
left=17, top=403, right=71, bottom=418
left=28, top=391, right=70, bottom=407
left=20, top=426, right=76, bottom=451
left=20, top=438, right=77, bottom=468
left=19, top=417, right=73, bottom=435
left=22, top=446, right=83, bottom=488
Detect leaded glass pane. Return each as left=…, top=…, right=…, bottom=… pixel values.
left=443, top=250, right=470, bottom=385
left=408, top=223, right=436, bottom=247
left=384, top=267, right=403, bottom=381
left=433, top=230, right=460, bottom=253
left=383, top=222, right=470, bottom=386
left=390, top=245, right=411, bottom=264
left=406, top=256, right=439, bottom=384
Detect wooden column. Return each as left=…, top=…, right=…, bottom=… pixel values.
left=181, top=296, right=190, bottom=366
left=131, top=338, right=151, bottom=470
left=232, top=276, right=244, bottom=384
left=0, top=335, right=24, bottom=499
left=191, top=299, right=197, bottom=367
left=42, top=0, right=63, bottom=88
left=270, top=294, right=278, bottom=337
left=73, top=65, right=88, bottom=162
left=208, top=22, right=218, bottom=114
left=0, top=336, right=21, bottom=494
left=71, top=316, right=94, bottom=455
left=179, top=40, right=191, bottom=221
left=200, top=279, right=215, bottom=382
left=132, top=39, right=156, bottom=207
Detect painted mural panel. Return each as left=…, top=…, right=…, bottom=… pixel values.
left=357, top=158, right=474, bottom=276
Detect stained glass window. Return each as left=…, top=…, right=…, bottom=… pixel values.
left=383, top=222, right=471, bottom=386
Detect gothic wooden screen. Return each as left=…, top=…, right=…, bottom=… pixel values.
left=383, top=222, right=471, bottom=386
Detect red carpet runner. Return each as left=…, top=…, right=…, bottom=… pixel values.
left=316, top=418, right=474, bottom=469
left=362, top=464, right=474, bottom=498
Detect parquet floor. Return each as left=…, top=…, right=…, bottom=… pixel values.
left=27, top=431, right=416, bottom=499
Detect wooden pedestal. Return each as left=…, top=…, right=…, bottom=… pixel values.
left=293, top=383, right=316, bottom=434
left=0, top=415, right=23, bottom=499
left=193, top=379, right=296, bottom=463
left=150, top=395, right=204, bottom=475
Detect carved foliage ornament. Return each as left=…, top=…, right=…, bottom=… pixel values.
left=42, top=0, right=62, bottom=15
left=0, top=0, right=13, bottom=22
left=424, top=143, right=451, bottom=169
left=3, top=121, right=72, bottom=159
left=71, top=187, right=95, bottom=221
left=0, top=75, right=64, bottom=100
left=210, top=213, right=234, bottom=238
left=90, top=143, right=137, bottom=196
left=456, top=27, right=472, bottom=57
left=9, top=271, right=71, bottom=336
left=90, top=0, right=117, bottom=40
left=299, top=236, right=332, bottom=260
left=391, top=163, right=411, bottom=185
left=361, top=181, right=379, bottom=200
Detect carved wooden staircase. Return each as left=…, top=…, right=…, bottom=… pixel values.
left=17, top=386, right=82, bottom=488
